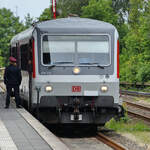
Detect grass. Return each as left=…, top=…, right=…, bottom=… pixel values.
left=105, top=118, right=150, bottom=132
left=105, top=115, right=150, bottom=144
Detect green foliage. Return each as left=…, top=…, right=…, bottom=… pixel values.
left=57, top=0, right=89, bottom=17
left=0, top=8, right=25, bottom=67
left=120, top=0, right=150, bottom=84
left=136, top=63, right=150, bottom=84
left=82, top=0, right=118, bottom=26
left=38, top=8, right=53, bottom=21
left=112, top=0, right=130, bottom=23
left=24, top=13, right=34, bottom=28
left=106, top=118, right=150, bottom=132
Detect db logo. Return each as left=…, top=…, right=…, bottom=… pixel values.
left=72, top=86, right=81, bottom=92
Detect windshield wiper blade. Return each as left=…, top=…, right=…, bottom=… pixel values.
left=48, top=61, right=73, bottom=69
left=54, top=61, right=73, bottom=64
left=48, top=64, right=56, bottom=69
left=96, top=64, right=105, bottom=69
left=79, top=62, right=104, bottom=69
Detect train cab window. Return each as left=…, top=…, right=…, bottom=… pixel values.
left=43, top=53, right=50, bottom=64
left=77, top=35, right=110, bottom=66
left=20, top=44, right=28, bottom=70
left=42, top=35, right=110, bottom=66
left=42, top=35, right=75, bottom=65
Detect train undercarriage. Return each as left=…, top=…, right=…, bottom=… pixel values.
left=30, top=96, right=124, bottom=125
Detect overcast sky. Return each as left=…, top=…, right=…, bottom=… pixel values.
left=0, top=0, right=51, bottom=21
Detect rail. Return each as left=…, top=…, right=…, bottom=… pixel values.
left=124, top=100, right=150, bottom=111
left=120, top=90, right=150, bottom=97
left=120, top=82, right=150, bottom=87
left=124, top=100, right=150, bottom=123
left=96, top=133, right=127, bottom=150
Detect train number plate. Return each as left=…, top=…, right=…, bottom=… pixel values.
left=70, top=114, right=82, bottom=121
left=72, top=86, right=81, bottom=92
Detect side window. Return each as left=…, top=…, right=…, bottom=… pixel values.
left=11, top=47, right=17, bottom=58
left=42, top=38, right=51, bottom=64
left=20, top=44, right=28, bottom=71
left=43, top=53, right=50, bottom=64
left=28, top=42, right=33, bottom=72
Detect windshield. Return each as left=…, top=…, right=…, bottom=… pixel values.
left=42, top=35, right=110, bottom=66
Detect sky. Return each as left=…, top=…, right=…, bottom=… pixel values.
left=0, top=0, right=51, bottom=21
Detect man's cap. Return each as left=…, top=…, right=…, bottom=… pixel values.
left=9, top=56, right=16, bottom=62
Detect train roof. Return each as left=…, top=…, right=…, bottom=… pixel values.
left=11, top=17, right=117, bottom=46
left=36, top=17, right=116, bottom=33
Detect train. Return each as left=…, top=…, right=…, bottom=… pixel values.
left=10, top=17, right=124, bottom=126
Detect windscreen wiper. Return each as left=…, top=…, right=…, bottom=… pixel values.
left=79, top=62, right=104, bottom=69
left=48, top=61, right=73, bottom=69
left=48, top=64, right=56, bottom=69
left=54, top=61, right=73, bottom=64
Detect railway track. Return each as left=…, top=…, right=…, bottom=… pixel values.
left=120, top=90, right=150, bottom=97
left=123, top=99, right=150, bottom=123
left=121, top=90, right=150, bottom=122
left=96, top=133, right=127, bottom=150
left=60, top=132, right=127, bottom=150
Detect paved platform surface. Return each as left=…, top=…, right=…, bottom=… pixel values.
left=0, top=92, right=69, bottom=150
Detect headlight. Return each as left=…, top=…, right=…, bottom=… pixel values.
left=73, top=67, right=80, bottom=74
left=101, top=85, right=108, bottom=92
left=45, top=85, right=53, bottom=92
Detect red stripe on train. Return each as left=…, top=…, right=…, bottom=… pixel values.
left=117, top=40, right=119, bottom=78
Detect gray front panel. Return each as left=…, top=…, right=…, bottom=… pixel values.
left=37, top=81, right=119, bottom=97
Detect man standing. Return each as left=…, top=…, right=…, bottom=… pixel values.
left=4, top=56, right=22, bottom=108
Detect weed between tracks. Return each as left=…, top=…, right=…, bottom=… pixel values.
left=105, top=114, right=150, bottom=144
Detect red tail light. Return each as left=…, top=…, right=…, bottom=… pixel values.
left=117, top=40, right=119, bottom=78
left=32, top=39, right=36, bottom=78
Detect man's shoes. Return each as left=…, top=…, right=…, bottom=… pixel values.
left=4, top=106, right=9, bottom=109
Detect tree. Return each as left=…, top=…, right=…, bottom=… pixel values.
left=112, top=0, right=130, bottom=23
left=24, top=13, right=34, bottom=28
left=120, top=0, right=150, bottom=83
left=38, top=0, right=89, bottom=21
left=57, top=0, right=89, bottom=17
left=81, top=0, right=118, bottom=26
left=0, top=8, right=25, bottom=66
left=38, top=8, right=53, bottom=21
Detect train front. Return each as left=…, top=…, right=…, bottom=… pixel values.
left=32, top=18, right=124, bottom=125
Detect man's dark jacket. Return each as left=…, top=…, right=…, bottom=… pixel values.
left=4, top=64, right=22, bottom=86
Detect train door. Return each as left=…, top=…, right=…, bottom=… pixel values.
left=28, top=40, right=33, bottom=112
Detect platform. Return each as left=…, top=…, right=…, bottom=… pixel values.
left=0, top=93, right=69, bottom=150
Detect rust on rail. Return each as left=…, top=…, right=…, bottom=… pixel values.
left=124, top=100, right=150, bottom=111
left=127, top=110, right=150, bottom=122
left=96, top=133, right=127, bottom=150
